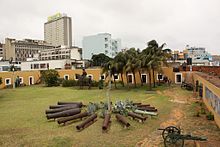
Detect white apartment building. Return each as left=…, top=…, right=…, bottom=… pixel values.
left=44, top=13, right=72, bottom=47
left=39, top=46, right=82, bottom=61
left=21, top=59, right=85, bottom=71
left=82, top=33, right=121, bottom=59
left=187, top=47, right=212, bottom=62
left=4, top=38, right=55, bottom=61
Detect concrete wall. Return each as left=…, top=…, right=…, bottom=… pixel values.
left=194, top=73, right=220, bottom=127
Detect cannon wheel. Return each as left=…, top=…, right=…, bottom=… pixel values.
left=164, top=135, right=184, bottom=147
left=162, top=126, right=181, bottom=139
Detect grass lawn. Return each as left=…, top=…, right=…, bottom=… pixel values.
left=0, top=85, right=174, bottom=147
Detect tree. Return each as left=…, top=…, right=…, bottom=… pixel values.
left=113, top=52, right=127, bottom=87
left=41, top=70, right=60, bottom=87
left=124, top=48, right=140, bottom=88
left=91, top=53, right=112, bottom=66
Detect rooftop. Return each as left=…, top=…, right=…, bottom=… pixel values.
left=196, top=72, right=220, bottom=88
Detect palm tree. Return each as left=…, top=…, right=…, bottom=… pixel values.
left=113, top=52, right=127, bottom=87
left=124, top=48, right=140, bottom=88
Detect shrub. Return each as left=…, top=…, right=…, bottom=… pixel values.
left=91, top=80, right=99, bottom=87
left=62, top=80, right=77, bottom=87
left=98, top=80, right=104, bottom=89
left=41, top=70, right=60, bottom=87
left=206, top=112, right=214, bottom=120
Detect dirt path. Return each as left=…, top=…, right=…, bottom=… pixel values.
left=136, top=87, right=220, bottom=147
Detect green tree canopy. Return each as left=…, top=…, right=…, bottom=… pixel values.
left=91, top=53, right=112, bottom=66
left=41, top=70, right=60, bottom=87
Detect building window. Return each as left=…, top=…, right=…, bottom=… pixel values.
left=175, top=73, right=182, bottom=84
left=100, top=74, right=105, bottom=80
left=64, top=74, right=69, bottom=80
left=75, top=74, right=80, bottom=80
left=113, top=74, right=119, bottom=81
left=127, top=74, right=133, bottom=83
left=157, top=74, right=163, bottom=81
left=105, top=38, right=108, bottom=42
left=5, top=78, right=11, bottom=85
left=141, top=74, right=147, bottom=83
left=87, top=74, right=93, bottom=80
left=34, top=64, right=39, bottom=69
left=19, top=77, right=23, bottom=84
left=40, top=64, right=46, bottom=69
left=29, top=76, right=34, bottom=85
left=105, top=44, right=108, bottom=48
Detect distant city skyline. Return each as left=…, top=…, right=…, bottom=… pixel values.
left=0, top=0, right=220, bottom=54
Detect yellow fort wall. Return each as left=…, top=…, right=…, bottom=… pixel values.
left=0, top=67, right=175, bottom=88
left=193, top=73, right=220, bottom=128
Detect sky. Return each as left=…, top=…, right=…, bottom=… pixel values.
left=0, top=0, right=220, bottom=54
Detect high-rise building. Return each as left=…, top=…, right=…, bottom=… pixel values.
left=0, top=43, right=5, bottom=60
left=4, top=38, right=54, bottom=61
left=44, top=13, right=72, bottom=47
left=82, top=33, right=121, bottom=59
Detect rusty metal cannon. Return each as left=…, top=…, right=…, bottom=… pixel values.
left=133, top=102, right=142, bottom=106
left=115, top=114, right=130, bottom=128
left=57, top=111, right=89, bottom=125
left=102, top=114, right=111, bottom=131
left=57, top=101, right=83, bottom=107
left=49, top=104, right=81, bottom=109
left=137, top=104, right=150, bottom=107
left=46, top=108, right=81, bottom=120
left=76, top=114, right=97, bottom=131
left=45, top=105, right=79, bottom=114
left=136, top=106, right=157, bottom=112
left=128, top=112, right=147, bottom=122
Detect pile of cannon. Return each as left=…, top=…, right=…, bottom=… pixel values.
left=45, top=101, right=158, bottom=132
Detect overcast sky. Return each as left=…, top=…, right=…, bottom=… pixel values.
left=0, top=0, right=220, bottom=54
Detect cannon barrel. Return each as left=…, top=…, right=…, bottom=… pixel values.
left=128, top=112, right=147, bottom=121
left=45, top=105, right=79, bottom=114
left=57, top=101, right=83, bottom=107
left=133, top=102, right=142, bottom=106
left=46, top=108, right=81, bottom=119
left=102, top=114, right=111, bottom=130
left=137, top=104, right=150, bottom=107
left=136, top=107, right=157, bottom=112
left=49, top=104, right=81, bottom=109
left=115, top=114, right=130, bottom=127
left=134, top=109, right=158, bottom=116
left=57, top=112, right=89, bottom=124
left=76, top=114, right=97, bottom=130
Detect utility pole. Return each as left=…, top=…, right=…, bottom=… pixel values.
left=9, top=57, right=15, bottom=89
left=107, top=65, right=111, bottom=112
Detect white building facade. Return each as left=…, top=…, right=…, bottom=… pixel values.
left=187, top=47, right=212, bottom=63
left=82, top=33, right=121, bottom=59
left=4, top=38, right=55, bottom=61
left=21, top=59, right=85, bottom=71
left=44, top=13, right=72, bottom=47
left=39, top=46, right=82, bottom=61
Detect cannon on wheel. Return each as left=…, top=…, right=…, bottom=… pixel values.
left=158, top=126, right=207, bottom=147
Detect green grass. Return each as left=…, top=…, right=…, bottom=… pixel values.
left=0, top=85, right=174, bottom=147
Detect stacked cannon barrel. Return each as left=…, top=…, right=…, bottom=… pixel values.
left=45, top=100, right=158, bottom=132
left=45, top=101, right=96, bottom=130
left=133, top=103, right=158, bottom=116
